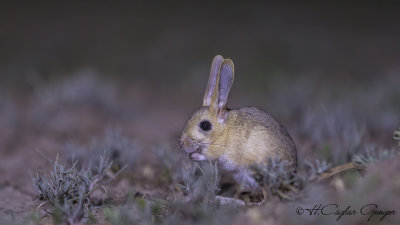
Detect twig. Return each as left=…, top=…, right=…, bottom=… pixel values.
left=316, top=162, right=364, bottom=182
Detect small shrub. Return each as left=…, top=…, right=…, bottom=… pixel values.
left=32, top=152, right=125, bottom=225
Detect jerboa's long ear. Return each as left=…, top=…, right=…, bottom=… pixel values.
left=202, top=55, right=224, bottom=107
left=217, top=59, right=234, bottom=121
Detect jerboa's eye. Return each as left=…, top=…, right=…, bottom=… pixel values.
left=199, top=120, right=212, bottom=131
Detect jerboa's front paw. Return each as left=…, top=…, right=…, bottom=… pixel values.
left=190, top=152, right=207, bottom=161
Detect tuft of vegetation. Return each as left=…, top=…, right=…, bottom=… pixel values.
left=153, top=145, right=185, bottom=186
left=250, top=158, right=334, bottom=201
left=304, top=159, right=332, bottom=177
left=176, top=162, right=220, bottom=204
left=352, top=145, right=400, bottom=166
left=32, top=152, right=126, bottom=225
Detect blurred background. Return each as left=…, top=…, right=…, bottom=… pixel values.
left=1, top=1, right=399, bottom=138
left=2, top=2, right=400, bottom=87
left=0, top=1, right=399, bottom=223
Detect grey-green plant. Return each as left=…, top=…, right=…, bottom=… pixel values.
left=352, top=146, right=400, bottom=166
left=32, top=152, right=126, bottom=225
left=177, top=161, right=220, bottom=203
